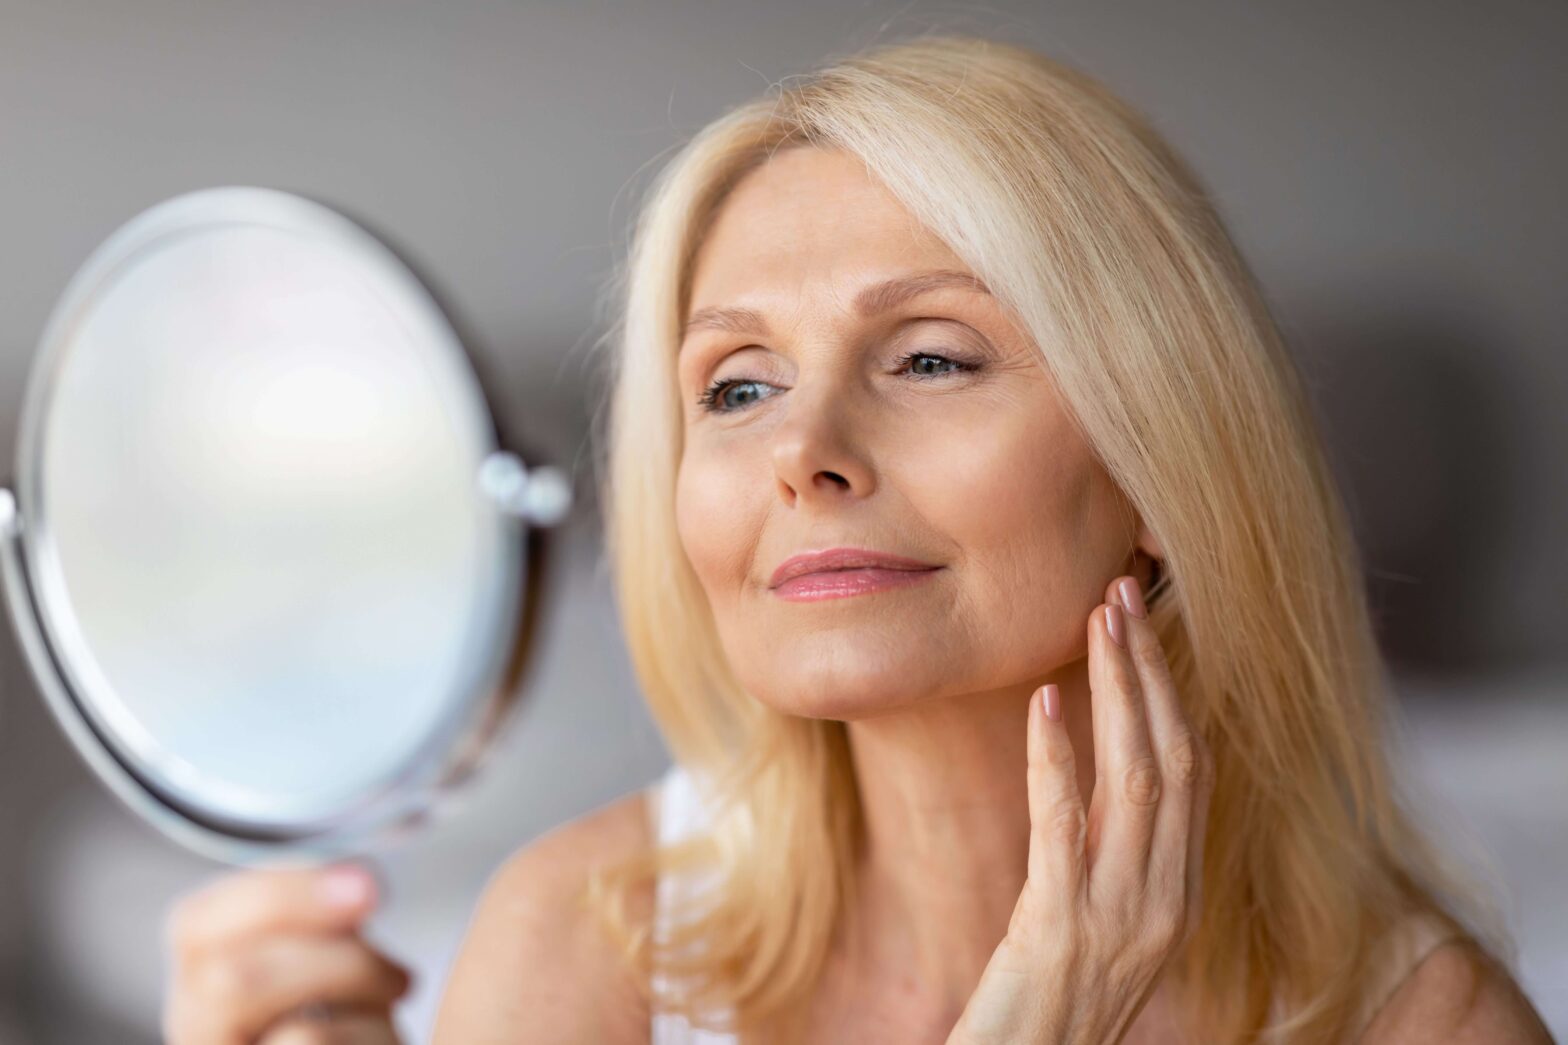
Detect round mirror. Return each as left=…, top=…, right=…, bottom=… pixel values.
left=0, top=187, right=571, bottom=864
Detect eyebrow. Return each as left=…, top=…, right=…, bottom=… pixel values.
left=679, top=269, right=991, bottom=346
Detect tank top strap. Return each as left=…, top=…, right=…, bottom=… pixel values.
left=648, top=762, right=738, bottom=1045
left=650, top=762, right=719, bottom=844
left=1348, top=908, right=1466, bottom=1039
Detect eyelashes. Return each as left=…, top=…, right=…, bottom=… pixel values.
left=695, top=350, right=981, bottom=415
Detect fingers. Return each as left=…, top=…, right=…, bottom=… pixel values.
left=174, top=932, right=411, bottom=1042
left=1085, top=596, right=1159, bottom=884
left=162, top=862, right=407, bottom=1045
left=166, top=863, right=379, bottom=959
left=260, top=1005, right=402, bottom=1044
left=1182, top=745, right=1216, bottom=947
left=1108, top=574, right=1214, bottom=946
left=1025, top=683, right=1087, bottom=899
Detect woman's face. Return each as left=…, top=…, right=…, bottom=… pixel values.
left=675, top=146, right=1141, bottom=719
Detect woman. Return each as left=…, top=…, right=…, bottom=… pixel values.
left=161, top=35, right=1554, bottom=1044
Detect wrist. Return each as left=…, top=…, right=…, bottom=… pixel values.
left=946, top=950, right=1072, bottom=1045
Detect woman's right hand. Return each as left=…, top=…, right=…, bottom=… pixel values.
left=161, top=862, right=413, bottom=1044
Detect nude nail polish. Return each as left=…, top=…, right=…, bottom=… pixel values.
left=1106, top=603, right=1126, bottom=648
left=1118, top=576, right=1147, bottom=619
left=321, top=865, right=375, bottom=908
left=1043, top=683, right=1061, bottom=722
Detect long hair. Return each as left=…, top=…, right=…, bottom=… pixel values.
left=581, top=34, right=1511, bottom=1044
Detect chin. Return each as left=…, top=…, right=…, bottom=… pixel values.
left=740, top=661, right=936, bottom=722
left=754, top=691, right=917, bottom=722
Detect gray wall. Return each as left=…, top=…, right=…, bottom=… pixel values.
left=0, top=1, right=1563, bottom=1041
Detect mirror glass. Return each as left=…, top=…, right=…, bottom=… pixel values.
left=8, top=188, right=531, bottom=851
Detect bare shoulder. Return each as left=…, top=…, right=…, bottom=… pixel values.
left=430, top=785, right=658, bottom=1045
left=1359, top=938, right=1555, bottom=1044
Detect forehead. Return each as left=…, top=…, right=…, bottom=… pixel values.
left=687, top=146, right=968, bottom=309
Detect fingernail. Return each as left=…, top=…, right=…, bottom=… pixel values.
left=1043, top=683, right=1060, bottom=722
left=1117, top=576, right=1147, bottom=620
left=321, top=865, right=374, bottom=909
left=1106, top=603, right=1126, bottom=648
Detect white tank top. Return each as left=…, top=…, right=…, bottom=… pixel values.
left=647, top=762, right=738, bottom=1044
left=643, top=763, right=1461, bottom=1043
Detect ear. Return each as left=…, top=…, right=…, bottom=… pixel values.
left=1130, top=519, right=1166, bottom=595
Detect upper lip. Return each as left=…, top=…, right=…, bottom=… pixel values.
left=768, top=547, right=941, bottom=589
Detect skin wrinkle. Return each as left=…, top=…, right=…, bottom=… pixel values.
left=672, top=146, right=1165, bottom=1034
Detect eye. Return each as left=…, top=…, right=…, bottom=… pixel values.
left=694, top=350, right=981, bottom=415
left=696, top=377, right=777, bottom=414
left=892, top=349, right=976, bottom=379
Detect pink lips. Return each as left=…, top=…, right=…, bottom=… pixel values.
left=769, top=547, right=942, bottom=602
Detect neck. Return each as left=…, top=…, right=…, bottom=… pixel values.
left=834, top=654, right=1097, bottom=1020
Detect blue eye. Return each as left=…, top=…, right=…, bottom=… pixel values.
left=696, top=378, right=776, bottom=413
left=895, top=350, right=970, bottom=378
left=695, top=351, right=978, bottom=415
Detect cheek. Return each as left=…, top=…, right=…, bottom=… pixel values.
left=903, top=405, right=1116, bottom=662
left=912, top=406, right=1099, bottom=574
left=674, top=442, right=759, bottom=597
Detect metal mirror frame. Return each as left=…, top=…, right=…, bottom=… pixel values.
left=0, top=187, right=566, bottom=865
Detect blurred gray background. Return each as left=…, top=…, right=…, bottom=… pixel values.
left=0, top=0, right=1564, bottom=1041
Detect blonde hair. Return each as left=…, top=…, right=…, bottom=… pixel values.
left=582, top=33, right=1512, bottom=1044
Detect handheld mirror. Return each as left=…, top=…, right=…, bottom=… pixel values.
left=0, top=187, right=572, bottom=865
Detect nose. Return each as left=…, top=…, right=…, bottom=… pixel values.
left=770, top=378, right=876, bottom=507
